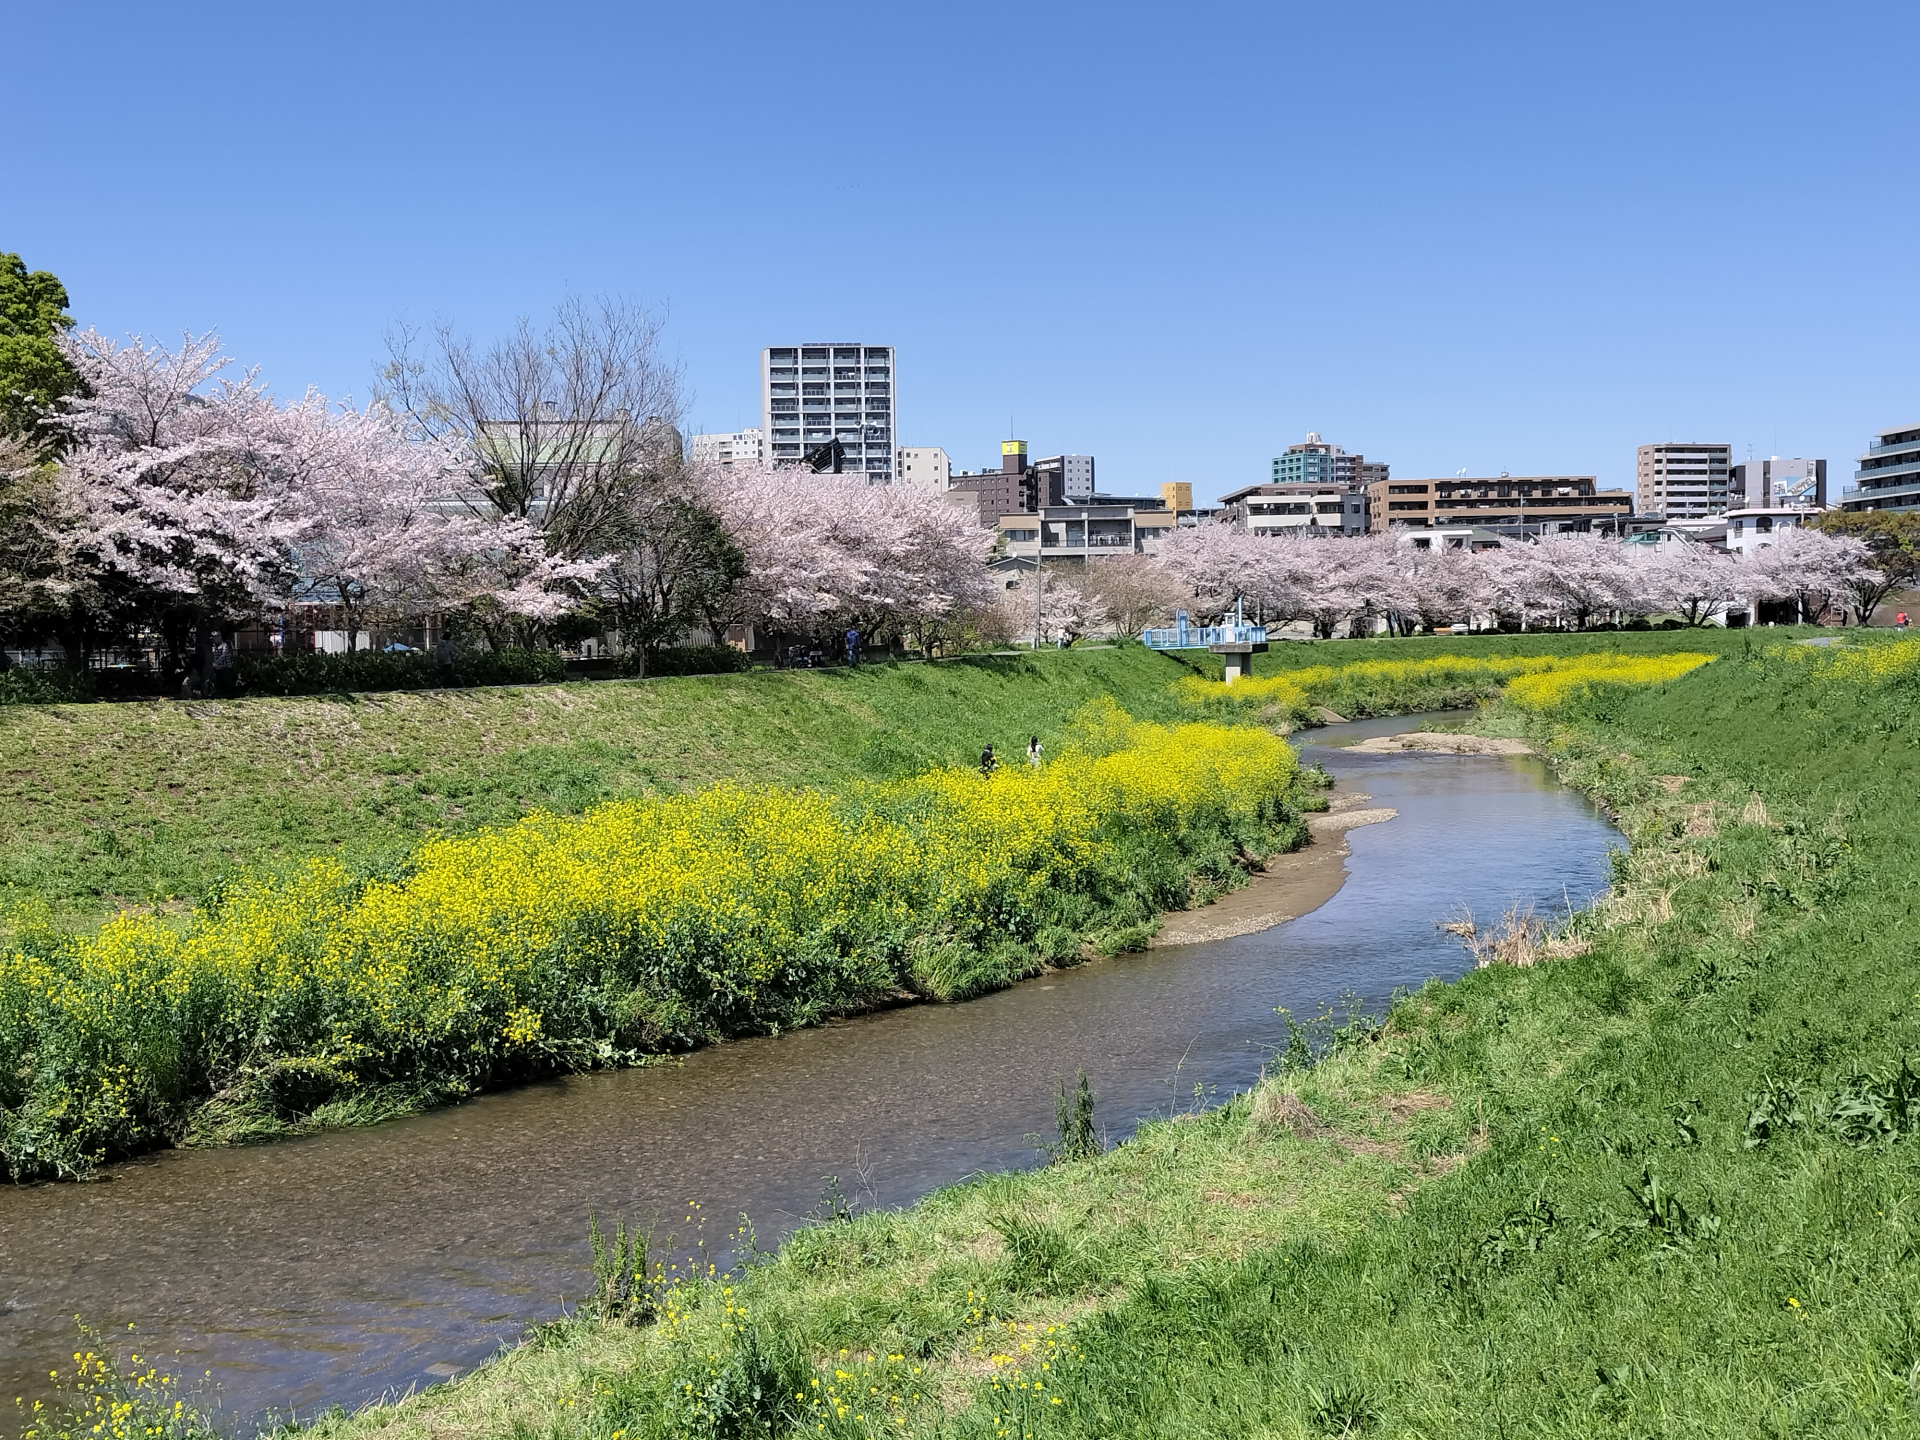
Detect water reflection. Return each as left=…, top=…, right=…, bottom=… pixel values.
left=0, top=713, right=1617, bottom=1421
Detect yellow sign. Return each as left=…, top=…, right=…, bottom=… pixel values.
left=1001, top=440, right=1028, bottom=456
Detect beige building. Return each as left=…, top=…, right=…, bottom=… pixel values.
left=688, top=428, right=764, bottom=466
left=997, top=505, right=1176, bottom=560
left=1636, top=442, right=1732, bottom=518
left=895, top=446, right=951, bottom=489
left=1367, top=476, right=1633, bottom=533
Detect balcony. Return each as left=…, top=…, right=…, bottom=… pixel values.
left=1865, top=432, right=1920, bottom=456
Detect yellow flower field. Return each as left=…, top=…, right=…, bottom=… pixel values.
left=0, top=709, right=1302, bottom=1179
left=1179, top=651, right=1715, bottom=719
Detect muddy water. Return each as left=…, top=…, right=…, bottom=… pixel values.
left=0, top=714, right=1619, bottom=1422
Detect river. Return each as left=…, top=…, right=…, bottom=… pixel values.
left=0, top=713, right=1619, bottom=1423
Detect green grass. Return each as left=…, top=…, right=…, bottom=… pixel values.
left=0, top=647, right=1193, bottom=933
left=215, top=629, right=1920, bottom=1440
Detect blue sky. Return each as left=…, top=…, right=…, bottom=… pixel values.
left=5, top=1, right=1915, bottom=503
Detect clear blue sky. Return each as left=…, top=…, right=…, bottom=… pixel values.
left=5, top=2, right=1915, bottom=503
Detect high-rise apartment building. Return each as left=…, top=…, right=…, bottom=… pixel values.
left=1841, top=424, right=1920, bottom=514
left=1636, top=443, right=1732, bottom=518
left=1729, top=456, right=1826, bottom=510
left=1270, top=433, right=1388, bottom=488
left=688, top=428, right=764, bottom=466
left=762, top=344, right=894, bottom=479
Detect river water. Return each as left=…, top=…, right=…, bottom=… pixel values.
left=0, top=714, right=1619, bottom=1422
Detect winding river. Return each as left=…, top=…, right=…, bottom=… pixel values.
left=0, top=713, right=1619, bottom=1422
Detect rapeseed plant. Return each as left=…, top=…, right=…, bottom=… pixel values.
left=0, top=711, right=1301, bottom=1179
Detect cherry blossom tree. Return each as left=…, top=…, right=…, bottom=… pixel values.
left=709, top=464, right=996, bottom=645
left=1074, top=555, right=1184, bottom=638
left=1742, top=526, right=1875, bottom=625
left=1153, top=520, right=1282, bottom=622
left=49, top=329, right=593, bottom=661
left=1636, top=541, right=1738, bottom=626
left=993, top=566, right=1113, bottom=647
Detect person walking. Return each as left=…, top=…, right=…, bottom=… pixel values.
left=1027, top=734, right=1042, bottom=767
left=844, top=626, right=860, bottom=666
left=209, top=632, right=235, bottom=699
left=435, top=632, right=456, bottom=686
left=980, top=743, right=996, bottom=777
left=1898, top=610, right=1910, bottom=632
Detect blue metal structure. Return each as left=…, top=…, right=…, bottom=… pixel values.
left=1141, top=609, right=1268, bottom=651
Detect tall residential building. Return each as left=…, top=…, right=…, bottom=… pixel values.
left=1636, top=442, right=1732, bottom=518
left=762, top=343, right=894, bottom=479
left=688, top=427, right=764, bottom=466
left=1270, top=432, right=1388, bottom=488
left=1841, top=424, right=1920, bottom=513
left=895, top=446, right=951, bottom=489
left=1729, top=456, right=1826, bottom=510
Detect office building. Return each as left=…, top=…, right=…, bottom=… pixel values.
left=1271, top=433, right=1389, bottom=488
left=1841, top=424, right=1920, bottom=513
left=688, top=428, right=764, bottom=466
left=948, top=442, right=1101, bottom=524
left=895, top=446, right=951, bottom=489
left=1367, top=475, right=1633, bottom=534
left=1032, top=453, right=1096, bottom=501
left=949, top=442, right=1043, bottom=525
left=1729, top=456, right=1825, bottom=510
left=1636, top=443, right=1732, bottom=518
left=1728, top=455, right=1825, bottom=510
left=1219, top=482, right=1368, bottom=536
left=762, top=344, right=894, bottom=479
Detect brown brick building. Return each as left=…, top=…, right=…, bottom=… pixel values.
left=1366, top=475, right=1635, bottom=534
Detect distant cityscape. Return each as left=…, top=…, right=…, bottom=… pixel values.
left=689, top=343, right=1916, bottom=566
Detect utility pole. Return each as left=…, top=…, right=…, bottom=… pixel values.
left=1032, top=546, right=1044, bottom=650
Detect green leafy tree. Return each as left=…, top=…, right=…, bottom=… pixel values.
left=0, top=252, right=81, bottom=452
left=1816, top=510, right=1920, bottom=623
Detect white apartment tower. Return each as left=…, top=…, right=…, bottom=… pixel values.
left=762, top=343, right=895, bottom=479
left=1636, top=442, right=1732, bottom=518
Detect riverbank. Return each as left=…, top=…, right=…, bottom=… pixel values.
left=1151, top=789, right=1393, bottom=947
left=227, top=632, right=1920, bottom=1438
left=1, top=704, right=1313, bottom=1179
left=0, top=647, right=1199, bottom=935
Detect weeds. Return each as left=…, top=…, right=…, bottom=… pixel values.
left=1051, top=1072, right=1100, bottom=1163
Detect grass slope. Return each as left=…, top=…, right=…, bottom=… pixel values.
left=0, top=648, right=1192, bottom=932
left=248, top=632, right=1920, bottom=1440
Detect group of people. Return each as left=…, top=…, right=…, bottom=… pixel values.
left=780, top=628, right=866, bottom=670
left=180, top=632, right=236, bottom=699
left=979, top=735, right=1044, bottom=776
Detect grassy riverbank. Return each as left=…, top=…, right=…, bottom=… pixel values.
left=2, top=701, right=1311, bottom=1178
left=162, top=629, right=1920, bottom=1439
left=0, top=648, right=1194, bottom=935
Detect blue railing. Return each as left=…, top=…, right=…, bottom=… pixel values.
left=1141, top=612, right=1267, bottom=650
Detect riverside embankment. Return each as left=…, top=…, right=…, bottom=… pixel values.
left=0, top=712, right=1619, bottom=1422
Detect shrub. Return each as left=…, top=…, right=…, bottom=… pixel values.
left=236, top=646, right=565, bottom=696
left=611, top=645, right=753, bottom=679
